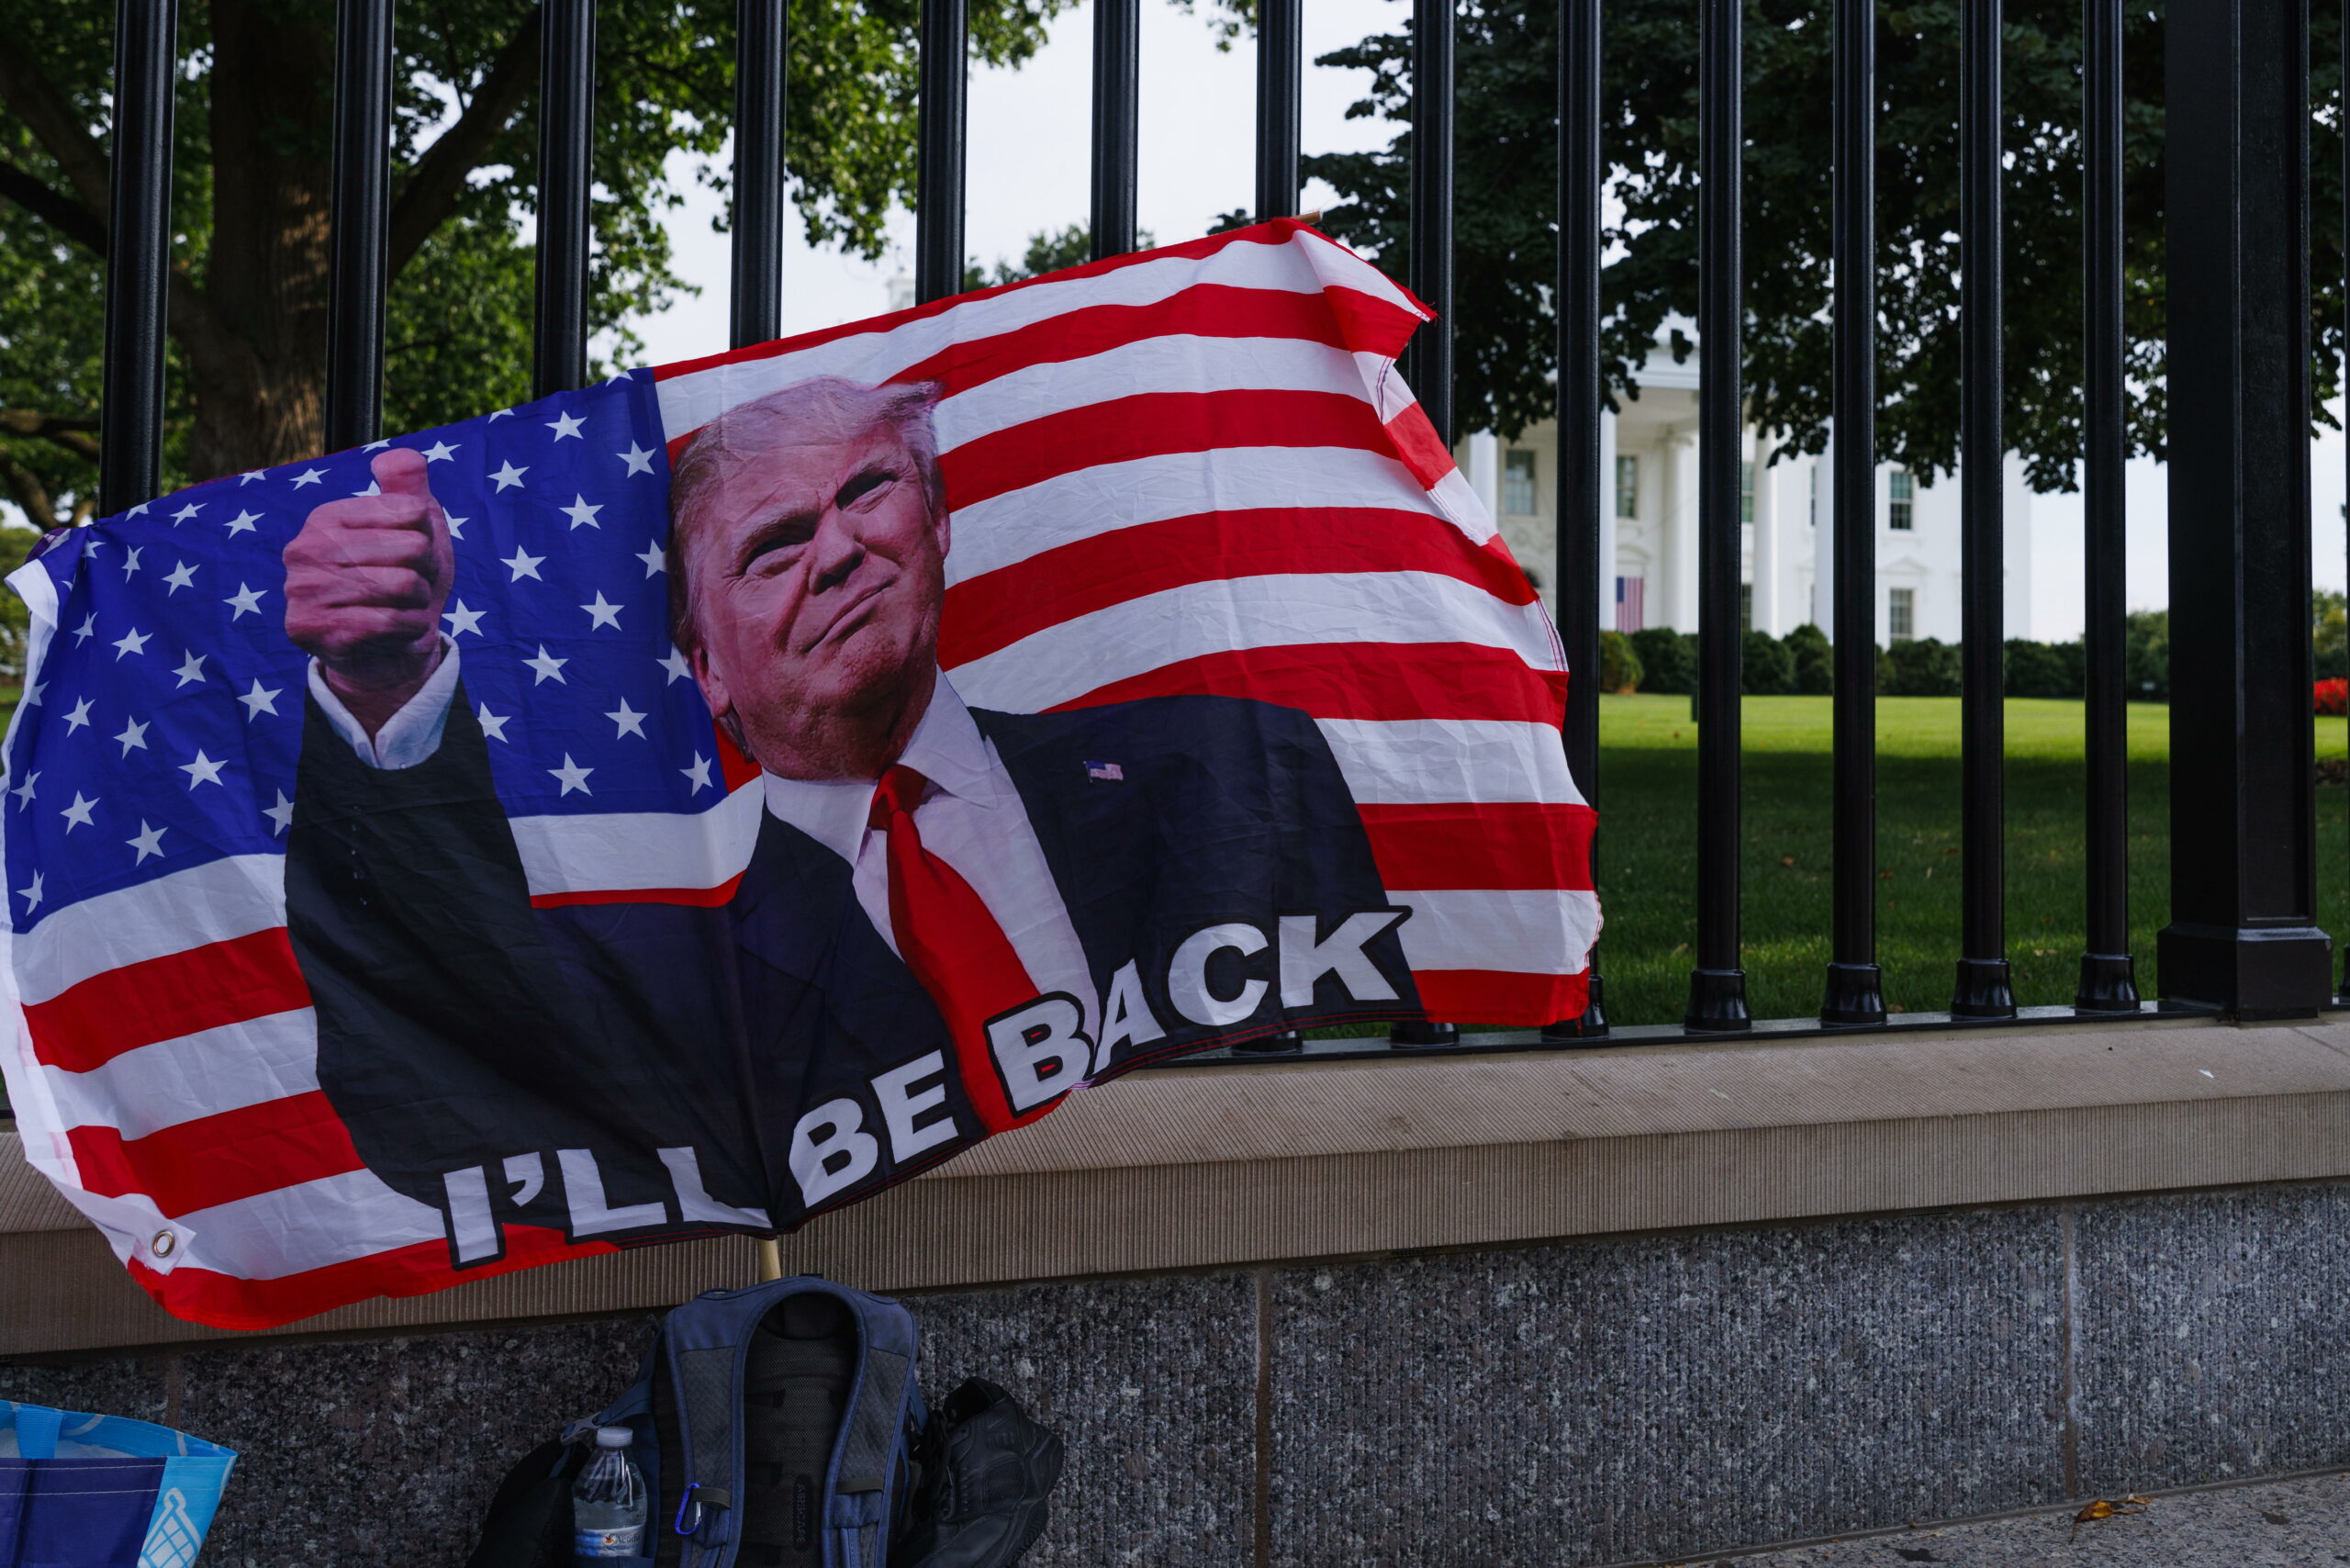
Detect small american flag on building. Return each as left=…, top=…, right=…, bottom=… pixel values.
left=0, top=221, right=1596, bottom=1329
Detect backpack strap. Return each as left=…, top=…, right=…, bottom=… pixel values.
left=669, top=1338, right=743, bottom=1564
left=464, top=1439, right=583, bottom=1568
left=825, top=1295, right=922, bottom=1568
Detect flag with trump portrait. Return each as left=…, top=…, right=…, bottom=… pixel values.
left=0, top=220, right=1597, bottom=1331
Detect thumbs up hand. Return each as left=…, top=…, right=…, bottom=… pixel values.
left=283, top=448, right=457, bottom=734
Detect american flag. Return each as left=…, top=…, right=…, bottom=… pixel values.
left=0, top=220, right=1596, bottom=1329
left=1616, top=575, right=1645, bottom=633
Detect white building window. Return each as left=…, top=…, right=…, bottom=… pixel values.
left=1889, top=586, right=1916, bottom=641
left=1503, top=449, right=1538, bottom=515
left=1888, top=469, right=1915, bottom=531
left=1740, top=461, right=1754, bottom=523
left=1615, top=454, right=1639, bottom=519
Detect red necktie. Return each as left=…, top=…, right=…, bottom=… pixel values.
left=869, top=765, right=1039, bottom=1134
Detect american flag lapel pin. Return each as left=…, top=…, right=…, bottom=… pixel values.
left=1084, top=760, right=1124, bottom=782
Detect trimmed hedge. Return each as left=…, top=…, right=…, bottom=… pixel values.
left=1601, top=620, right=2169, bottom=700
left=1598, top=630, right=1644, bottom=693
left=1628, top=627, right=1696, bottom=694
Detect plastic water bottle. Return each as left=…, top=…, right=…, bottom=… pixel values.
left=574, top=1426, right=649, bottom=1560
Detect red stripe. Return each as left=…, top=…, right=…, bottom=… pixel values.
left=939, top=509, right=1535, bottom=668
left=654, top=219, right=1387, bottom=385
left=1360, top=803, right=1595, bottom=891
left=1042, top=643, right=1567, bottom=725
left=532, top=875, right=745, bottom=911
left=128, top=1226, right=615, bottom=1333
left=888, top=285, right=1405, bottom=399
left=68, top=1091, right=364, bottom=1218
left=941, top=389, right=1395, bottom=512
left=26, top=927, right=311, bottom=1073
left=1411, top=968, right=1589, bottom=1025
left=1382, top=404, right=1459, bottom=492
left=1324, top=284, right=1429, bottom=361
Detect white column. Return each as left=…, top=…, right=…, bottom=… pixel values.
left=1466, top=431, right=1501, bottom=524
left=1751, top=426, right=1780, bottom=635
left=1810, top=431, right=1836, bottom=632
left=1667, top=428, right=1699, bottom=631
left=1598, top=409, right=1620, bottom=631
left=2003, top=452, right=2034, bottom=641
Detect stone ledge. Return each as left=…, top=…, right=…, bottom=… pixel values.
left=5, top=1012, right=2346, bottom=1356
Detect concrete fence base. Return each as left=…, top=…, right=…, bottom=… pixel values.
left=6, top=1176, right=2344, bottom=1567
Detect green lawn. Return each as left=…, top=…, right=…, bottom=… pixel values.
left=9, top=680, right=2331, bottom=1029
left=1593, top=694, right=2350, bottom=1025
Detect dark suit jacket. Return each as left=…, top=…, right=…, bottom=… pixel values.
left=285, top=689, right=1413, bottom=1249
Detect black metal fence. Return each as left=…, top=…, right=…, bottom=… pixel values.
left=90, top=0, right=2337, bottom=1054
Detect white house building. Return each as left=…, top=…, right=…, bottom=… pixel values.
left=1457, top=323, right=2036, bottom=644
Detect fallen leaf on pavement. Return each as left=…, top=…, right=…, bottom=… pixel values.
left=2070, top=1495, right=2152, bottom=1541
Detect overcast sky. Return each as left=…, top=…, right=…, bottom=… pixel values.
left=623, top=0, right=1403, bottom=360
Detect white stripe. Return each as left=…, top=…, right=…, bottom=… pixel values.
left=173, top=1169, right=446, bottom=1281
left=655, top=230, right=1423, bottom=438
left=509, top=778, right=765, bottom=899
left=0, top=561, right=69, bottom=1174
left=943, top=445, right=1447, bottom=588
left=1360, top=353, right=1421, bottom=423
left=43, top=1166, right=444, bottom=1285
left=10, top=853, right=288, bottom=1006
left=931, top=336, right=1374, bottom=453
left=1427, top=467, right=1497, bottom=545
left=43, top=1009, right=319, bottom=1140
left=1317, top=718, right=1585, bottom=809
left=946, top=572, right=1564, bottom=712
left=1394, top=888, right=1603, bottom=977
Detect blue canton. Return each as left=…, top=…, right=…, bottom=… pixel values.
left=4, top=371, right=719, bottom=933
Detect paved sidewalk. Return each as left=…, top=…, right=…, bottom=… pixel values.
left=1681, top=1472, right=2350, bottom=1566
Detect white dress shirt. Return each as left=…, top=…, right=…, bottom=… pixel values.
left=309, top=647, right=1103, bottom=1044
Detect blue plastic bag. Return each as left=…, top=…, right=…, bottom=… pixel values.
left=0, top=1401, right=236, bottom=1567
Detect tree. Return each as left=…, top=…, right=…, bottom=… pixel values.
left=963, top=222, right=1155, bottom=291
left=1302, top=0, right=2344, bottom=491
left=0, top=0, right=1072, bottom=524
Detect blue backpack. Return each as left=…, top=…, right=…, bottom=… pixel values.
left=467, top=1275, right=1060, bottom=1568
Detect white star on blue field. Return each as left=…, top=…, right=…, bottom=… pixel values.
left=5, top=371, right=729, bottom=930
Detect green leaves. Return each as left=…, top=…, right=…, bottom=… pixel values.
left=1304, top=0, right=2339, bottom=490
left=0, top=0, right=1074, bottom=498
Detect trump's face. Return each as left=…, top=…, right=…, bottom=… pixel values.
left=677, top=417, right=948, bottom=778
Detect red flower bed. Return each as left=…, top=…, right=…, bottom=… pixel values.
left=2318, top=678, right=2349, bottom=716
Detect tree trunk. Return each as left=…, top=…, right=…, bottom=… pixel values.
left=181, top=0, right=335, bottom=480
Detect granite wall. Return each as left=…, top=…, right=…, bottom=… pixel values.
left=8, top=1179, right=2349, bottom=1567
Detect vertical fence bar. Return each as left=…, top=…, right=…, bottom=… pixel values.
left=1255, top=0, right=1302, bottom=222
left=98, top=0, right=180, bottom=515
left=2158, top=0, right=2330, bottom=1014
left=324, top=0, right=394, bottom=452
left=1953, top=0, right=2015, bottom=1015
left=915, top=0, right=968, bottom=302
left=731, top=0, right=788, bottom=348
left=1686, top=0, right=1749, bottom=1030
left=1229, top=0, right=1304, bottom=1056
left=532, top=0, right=596, bottom=396
left=1821, top=0, right=1886, bottom=1024
left=1393, top=0, right=1460, bottom=1047
left=2342, top=0, right=2350, bottom=1007
left=1091, top=0, right=1139, bottom=256
left=1544, top=0, right=1608, bottom=1039
left=1405, top=0, right=1455, bottom=444
left=2076, top=0, right=2138, bottom=1010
